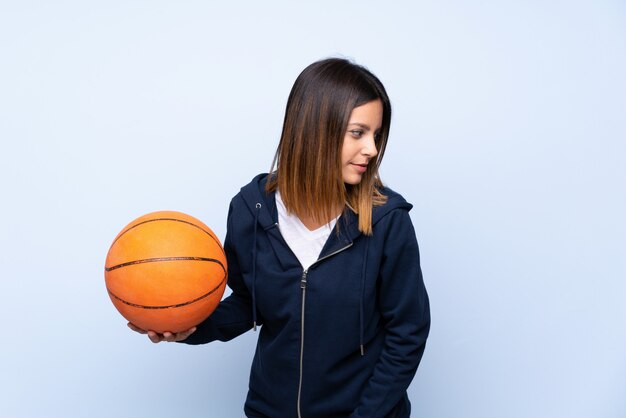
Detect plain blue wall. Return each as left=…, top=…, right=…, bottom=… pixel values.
left=1, top=1, right=624, bottom=417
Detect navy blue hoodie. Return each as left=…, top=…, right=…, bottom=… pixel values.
left=182, top=174, right=430, bottom=418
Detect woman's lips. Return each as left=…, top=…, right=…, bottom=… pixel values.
left=351, top=163, right=368, bottom=173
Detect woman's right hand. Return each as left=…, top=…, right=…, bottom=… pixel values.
left=127, top=322, right=197, bottom=343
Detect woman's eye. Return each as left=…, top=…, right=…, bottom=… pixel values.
left=350, top=130, right=364, bottom=138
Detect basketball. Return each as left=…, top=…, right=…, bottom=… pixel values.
left=104, top=211, right=227, bottom=333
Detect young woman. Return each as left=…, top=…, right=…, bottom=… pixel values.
left=129, top=57, right=431, bottom=417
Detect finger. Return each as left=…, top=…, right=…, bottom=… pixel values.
left=162, top=332, right=176, bottom=342
left=176, top=327, right=197, bottom=341
left=127, top=322, right=147, bottom=334
left=147, top=330, right=163, bottom=344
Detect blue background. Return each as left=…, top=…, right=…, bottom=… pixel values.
left=1, top=1, right=624, bottom=417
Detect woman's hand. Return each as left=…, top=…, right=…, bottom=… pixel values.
left=127, top=322, right=197, bottom=343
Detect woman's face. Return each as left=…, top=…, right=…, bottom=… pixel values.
left=341, top=99, right=383, bottom=185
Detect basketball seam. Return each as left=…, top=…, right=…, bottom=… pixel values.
left=106, top=273, right=227, bottom=310
left=105, top=256, right=226, bottom=272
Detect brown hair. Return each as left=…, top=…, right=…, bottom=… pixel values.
left=266, top=57, right=391, bottom=235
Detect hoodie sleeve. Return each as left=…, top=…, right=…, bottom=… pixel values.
left=180, top=198, right=258, bottom=345
left=349, top=208, right=431, bottom=417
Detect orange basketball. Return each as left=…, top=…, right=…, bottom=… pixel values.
left=104, top=211, right=227, bottom=333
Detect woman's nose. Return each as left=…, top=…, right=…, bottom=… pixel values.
left=362, top=135, right=378, bottom=157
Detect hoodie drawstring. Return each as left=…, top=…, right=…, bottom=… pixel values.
left=252, top=202, right=261, bottom=331
left=359, top=236, right=370, bottom=356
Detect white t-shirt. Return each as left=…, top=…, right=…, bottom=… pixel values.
left=276, top=191, right=339, bottom=270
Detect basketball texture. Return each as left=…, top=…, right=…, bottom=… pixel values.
left=104, top=211, right=227, bottom=333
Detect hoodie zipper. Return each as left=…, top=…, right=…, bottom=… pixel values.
left=296, top=242, right=353, bottom=418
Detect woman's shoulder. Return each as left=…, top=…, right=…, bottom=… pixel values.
left=373, top=185, right=413, bottom=219
left=371, top=186, right=419, bottom=241
left=227, top=173, right=276, bottom=227
left=236, top=172, right=270, bottom=193
left=230, top=173, right=271, bottom=202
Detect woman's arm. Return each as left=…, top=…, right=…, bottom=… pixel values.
left=350, top=209, right=431, bottom=417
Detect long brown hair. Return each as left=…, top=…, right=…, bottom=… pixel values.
left=266, top=58, right=391, bottom=235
